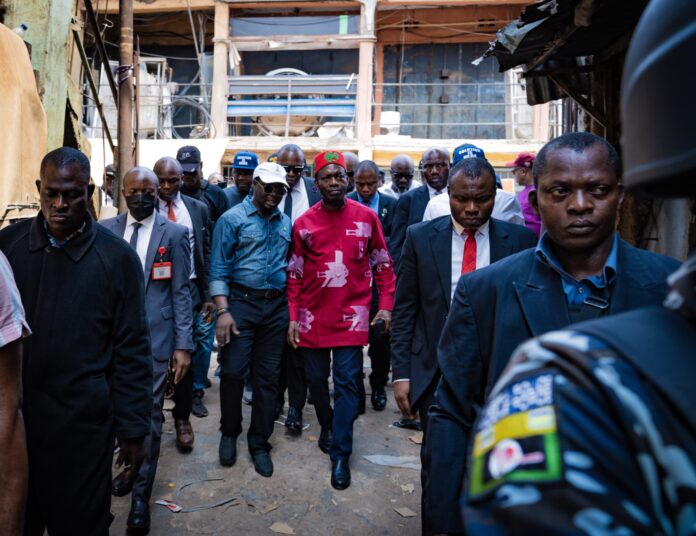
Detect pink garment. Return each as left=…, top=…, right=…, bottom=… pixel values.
left=287, top=198, right=395, bottom=348
left=517, top=184, right=542, bottom=238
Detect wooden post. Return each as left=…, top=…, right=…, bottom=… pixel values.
left=117, top=0, right=134, bottom=212
left=211, top=1, right=230, bottom=138
left=356, top=0, right=377, bottom=142
left=372, top=44, right=384, bottom=137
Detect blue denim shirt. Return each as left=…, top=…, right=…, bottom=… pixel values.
left=358, top=192, right=380, bottom=214
left=209, top=197, right=291, bottom=296
left=535, top=232, right=618, bottom=305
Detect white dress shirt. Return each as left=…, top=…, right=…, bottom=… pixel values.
left=393, top=216, right=492, bottom=384
left=158, top=193, right=196, bottom=278
left=426, top=183, right=445, bottom=200
left=123, top=212, right=156, bottom=273
left=422, top=188, right=525, bottom=225
left=450, top=217, right=491, bottom=301
left=379, top=179, right=422, bottom=199
left=280, top=177, right=310, bottom=223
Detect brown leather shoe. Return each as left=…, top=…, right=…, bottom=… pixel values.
left=175, top=419, right=194, bottom=452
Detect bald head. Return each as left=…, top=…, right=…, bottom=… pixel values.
left=124, top=167, right=159, bottom=191
left=154, top=156, right=182, bottom=176
left=343, top=152, right=359, bottom=192
left=421, top=147, right=450, bottom=191
left=154, top=156, right=183, bottom=202
left=390, top=154, right=415, bottom=193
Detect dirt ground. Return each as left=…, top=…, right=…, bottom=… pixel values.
left=111, top=355, right=423, bottom=535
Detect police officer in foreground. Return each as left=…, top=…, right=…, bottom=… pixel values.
left=462, top=1, right=696, bottom=533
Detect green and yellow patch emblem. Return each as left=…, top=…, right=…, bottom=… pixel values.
left=469, top=374, right=562, bottom=498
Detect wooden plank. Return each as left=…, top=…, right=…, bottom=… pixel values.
left=211, top=1, right=230, bottom=138
left=101, top=0, right=214, bottom=14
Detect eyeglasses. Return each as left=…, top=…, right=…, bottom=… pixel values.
left=346, top=170, right=355, bottom=178
left=282, top=165, right=305, bottom=175
left=254, top=179, right=288, bottom=196
left=391, top=171, right=414, bottom=179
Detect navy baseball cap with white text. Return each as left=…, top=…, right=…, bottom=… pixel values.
left=233, top=151, right=259, bottom=170
left=453, top=143, right=486, bottom=165
left=176, top=145, right=201, bottom=173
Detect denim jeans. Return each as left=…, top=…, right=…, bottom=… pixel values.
left=192, top=310, right=216, bottom=393
left=304, top=346, right=362, bottom=461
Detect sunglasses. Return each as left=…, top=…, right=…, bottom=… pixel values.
left=346, top=170, right=355, bottom=178
left=255, top=179, right=288, bottom=196
left=282, top=165, right=305, bottom=175
left=391, top=171, right=414, bottom=179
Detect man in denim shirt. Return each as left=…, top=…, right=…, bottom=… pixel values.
left=209, top=162, right=291, bottom=477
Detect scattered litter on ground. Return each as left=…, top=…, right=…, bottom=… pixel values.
left=260, top=503, right=280, bottom=515
left=167, top=482, right=176, bottom=488
left=153, top=478, right=238, bottom=513
left=274, top=418, right=310, bottom=430
left=155, top=499, right=182, bottom=513
left=394, top=506, right=418, bottom=518
left=331, top=499, right=338, bottom=506
left=270, top=521, right=296, bottom=534
left=408, top=432, right=423, bottom=445
left=392, top=418, right=422, bottom=431
left=400, top=483, right=415, bottom=494
left=307, top=435, right=318, bottom=441
left=363, top=455, right=421, bottom=470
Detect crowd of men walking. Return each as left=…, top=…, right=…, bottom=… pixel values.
left=1, top=5, right=696, bottom=529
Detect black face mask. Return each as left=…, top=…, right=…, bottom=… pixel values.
left=125, top=193, right=156, bottom=221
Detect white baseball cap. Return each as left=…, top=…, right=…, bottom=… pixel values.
left=253, top=162, right=288, bottom=187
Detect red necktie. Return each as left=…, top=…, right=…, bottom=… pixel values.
left=461, top=229, right=477, bottom=274
left=167, top=200, right=177, bottom=222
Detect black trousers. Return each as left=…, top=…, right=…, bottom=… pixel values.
left=278, top=343, right=308, bottom=411
left=24, top=429, right=113, bottom=536
left=219, top=288, right=287, bottom=454
left=358, top=299, right=391, bottom=398
left=172, top=282, right=202, bottom=421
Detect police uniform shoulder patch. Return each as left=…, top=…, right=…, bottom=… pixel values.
left=469, top=373, right=562, bottom=498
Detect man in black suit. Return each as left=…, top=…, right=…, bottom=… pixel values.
left=348, top=160, right=398, bottom=412
left=154, top=156, right=212, bottom=452
left=275, top=144, right=323, bottom=433
left=100, top=167, right=194, bottom=531
left=392, top=157, right=536, bottom=430
left=390, top=147, right=450, bottom=268
left=424, top=132, right=681, bottom=535
left=0, top=148, right=152, bottom=535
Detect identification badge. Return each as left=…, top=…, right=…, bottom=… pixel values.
left=152, top=262, right=172, bottom=280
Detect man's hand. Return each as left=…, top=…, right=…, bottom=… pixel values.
left=115, top=437, right=146, bottom=472
left=371, top=309, right=392, bottom=332
left=171, top=350, right=191, bottom=384
left=215, top=311, right=240, bottom=347
left=287, top=321, right=300, bottom=349
left=201, top=302, right=215, bottom=324
left=393, top=380, right=414, bottom=419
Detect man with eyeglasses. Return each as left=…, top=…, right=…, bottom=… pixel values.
left=379, top=154, right=420, bottom=199
left=274, top=144, right=322, bottom=434
left=287, top=151, right=395, bottom=490
left=210, top=162, right=292, bottom=478
left=343, top=151, right=359, bottom=193
left=390, top=147, right=450, bottom=268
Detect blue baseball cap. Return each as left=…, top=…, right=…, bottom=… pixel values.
left=233, top=151, right=259, bottom=170
left=453, top=143, right=486, bottom=165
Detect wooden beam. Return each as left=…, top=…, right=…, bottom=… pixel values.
left=548, top=74, right=607, bottom=128
left=372, top=43, right=384, bottom=136
left=356, top=40, right=375, bottom=140
left=211, top=1, right=230, bottom=139
left=230, top=34, right=369, bottom=51
left=101, top=0, right=213, bottom=13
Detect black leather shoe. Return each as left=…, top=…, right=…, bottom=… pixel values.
left=192, top=392, right=209, bottom=418
left=318, top=428, right=333, bottom=454
left=285, top=407, right=303, bottom=434
left=371, top=387, right=387, bottom=411
left=219, top=435, right=237, bottom=466
left=358, top=396, right=366, bottom=415
left=127, top=497, right=150, bottom=532
left=253, top=451, right=274, bottom=477
left=112, top=467, right=134, bottom=497
left=331, top=459, right=351, bottom=490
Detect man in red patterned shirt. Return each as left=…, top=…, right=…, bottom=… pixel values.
left=287, top=151, right=395, bottom=490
